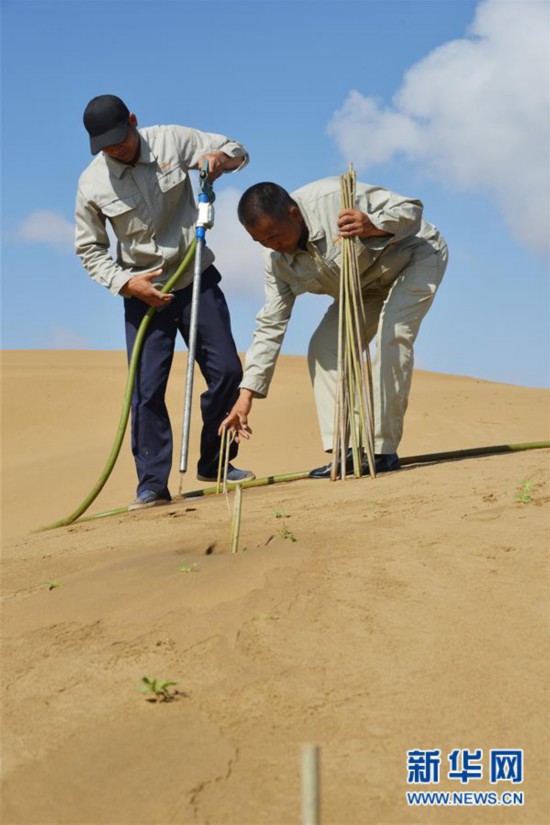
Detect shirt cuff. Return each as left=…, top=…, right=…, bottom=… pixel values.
left=226, top=152, right=249, bottom=173
left=240, top=375, right=268, bottom=398
left=112, top=272, right=135, bottom=296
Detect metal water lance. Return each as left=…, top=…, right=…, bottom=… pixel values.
left=178, top=161, right=215, bottom=487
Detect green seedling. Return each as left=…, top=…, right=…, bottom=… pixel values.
left=45, top=580, right=62, bottom=591
left=516, top=479, right=535, bottom=504
left=274, top=510, right=291, bottom=519
left=255, top=612, right=280, bottom=621
left=279, top=522, right=297, bottom=542
left=139, top=676, right=179, bottom=703
left=179, top=562, right=199, bottom=574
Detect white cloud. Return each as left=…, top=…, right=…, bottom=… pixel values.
left=45, top=326, right=91, bottom=348
left=207, top=186, right=265, bottom=301
left=13, top=191, right=264, bottom=298
left=16, top=209, right=75, bottom=252
left=328, top=0, right=550, bottom=255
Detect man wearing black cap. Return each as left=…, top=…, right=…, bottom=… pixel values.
left=76, top=94, right=254, bottom=509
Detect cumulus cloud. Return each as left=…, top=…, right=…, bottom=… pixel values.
left=16, top=209, right=75, bottom=252
left=207, top=186, right=265, bottom=301
left=328, top=0, right=550, bottom=254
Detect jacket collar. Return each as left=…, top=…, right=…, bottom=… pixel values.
left=105, top=132, right=154, bottom=178
left=280, top=197, right=325, bottom=264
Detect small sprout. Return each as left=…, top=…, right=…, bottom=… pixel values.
left=516, top=480, right=535, bottom=504
left=179, top=562, right=199, bottom=574
left=45, top=580, right=62, bottom=591
left=139, top=676, right=179, bottom=703
left=279, top=522, right=297, bottom=542
left=255, top=612, right=280, bottom=621
left=274, top=510, right=291, bottom=519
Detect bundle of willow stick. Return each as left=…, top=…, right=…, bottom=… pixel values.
left=330, top=164, right=376, bottom=480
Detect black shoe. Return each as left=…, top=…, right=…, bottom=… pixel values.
left=370, top=453, right=400, bottom=474
left=197, top=465, right=256, bottom=483
left=309, top=451, right=400, bottom=479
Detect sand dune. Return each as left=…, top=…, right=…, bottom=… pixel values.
left=1, top=351, right=549, bottom=824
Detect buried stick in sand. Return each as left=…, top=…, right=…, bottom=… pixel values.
left=301, top=743, right=321, bottom=825
left=229, top=483, right=244, bottom=554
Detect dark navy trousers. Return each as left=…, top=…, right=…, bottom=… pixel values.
left=124, top=265, right=240, bottom=498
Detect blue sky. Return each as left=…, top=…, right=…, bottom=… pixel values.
left=2, top=0, right=549, bottom=387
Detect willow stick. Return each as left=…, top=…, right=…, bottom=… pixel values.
left=342, top=246, right=355, bottom=478
left=216, top=427, right=227, bottom=494
left=347, top=187, right=375, bottom=475
left=347, top=271, right=367, bottom=464
left=348, top=257, right=376, bottom=476
left=344, top=282, right=362, bottom=476
left=352, top=246, right=376, bottom=474
left=222, top=430, right=235, bottom=495
left=301, top=744, right=321, bottom=825
left=229, top=483, right=243, bottom=554
left=331, top=204, right=347, bottom=481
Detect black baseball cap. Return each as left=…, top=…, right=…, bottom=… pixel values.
left=83, top=95, right=130, bottom=155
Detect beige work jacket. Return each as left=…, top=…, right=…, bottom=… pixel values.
left=75, top=125, right=248, bottom=295
left=242, top=177, right=446, bottom=397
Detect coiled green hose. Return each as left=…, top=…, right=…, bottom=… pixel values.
left=43, top=241, right=197, bottom=530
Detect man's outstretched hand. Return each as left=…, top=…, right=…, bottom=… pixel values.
left=219, top=389, right=255, bottom=443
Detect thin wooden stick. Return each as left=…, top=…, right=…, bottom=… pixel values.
left=216, top=427, right=227, bottom=494
left=348, top=277, right=375, bottom=476
left=222, top=430, right=235, bottom=494
left=331, top=206, right=347, bottom=481
left=301, top=744, right=321, bottom=825
left=351, top=241, right=376, bottom=476
left=229, top=483, right=243, bottom=554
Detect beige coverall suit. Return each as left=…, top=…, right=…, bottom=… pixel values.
left=241, top=177, right=448, bottom=454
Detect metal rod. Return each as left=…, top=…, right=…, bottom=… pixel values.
left=179, top=236, right=204, bottom=479
left=178, top=165, right=214, bottom=488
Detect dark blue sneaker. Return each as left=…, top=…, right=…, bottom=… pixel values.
left=128, top=490, right=171, bottom=511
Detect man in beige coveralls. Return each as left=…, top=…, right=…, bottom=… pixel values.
left=221, top=178, right=448, bottom=477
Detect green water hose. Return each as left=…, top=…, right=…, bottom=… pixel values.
left=42, top=241, right=197, bottom=530
left=42, top=440, right=549, bottom=529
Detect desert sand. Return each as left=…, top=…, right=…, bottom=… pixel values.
left=1, top=350, right=549, bottom=825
